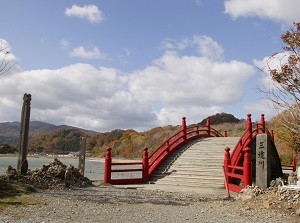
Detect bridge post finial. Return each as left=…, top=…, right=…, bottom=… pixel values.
left=182, top=117, right=187, bottom=141
left=142, top=147, right=149, bottom=181
left=246, top=114, right=252, bottom=139
left=206, top=116, right=211, bottom=136
left=104, top=147, right=112, bottom=184
left=260, top=114, right=265, bottom=133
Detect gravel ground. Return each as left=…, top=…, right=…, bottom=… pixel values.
left=0, top=184, right=299, bottom=223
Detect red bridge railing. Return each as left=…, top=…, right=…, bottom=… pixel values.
left=223, top=114, right=276, bottom=193
left=104, top=116, right=225, bottom=184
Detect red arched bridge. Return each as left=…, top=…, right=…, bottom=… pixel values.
left=103, top=114, right=295, bottom=193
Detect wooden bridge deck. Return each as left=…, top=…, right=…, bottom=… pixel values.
left=115, top=137, right=239, bottom=195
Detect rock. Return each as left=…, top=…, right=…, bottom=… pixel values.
left=238, top=188, right=256, bottom=200
left=3, top=158, right=92, bottom=190
left=5, top=165, right=17, bottom=181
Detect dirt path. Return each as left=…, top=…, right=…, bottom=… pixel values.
left=0, top=184, right=299, bottom=223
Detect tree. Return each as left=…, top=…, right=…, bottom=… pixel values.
left=0, top=39, right=16, bottom=75
left=198, top=112, right=240, bottom=125
left=260, top=22, right=300, bottom=154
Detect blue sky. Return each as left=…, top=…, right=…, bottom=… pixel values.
left=0, top=0, right=299, bottom=132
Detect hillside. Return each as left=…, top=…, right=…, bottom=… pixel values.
left=0, top=112, right=293, bottom=163
left=0, top=121, right=99, bottom=146
left=0, top=113, right=244, bottom=158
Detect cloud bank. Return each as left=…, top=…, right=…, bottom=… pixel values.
left=224, top=0, right=300, bottom=25
left=65, top=5, right=105, bottom=23
left=0, top=35, right=254, bottom=131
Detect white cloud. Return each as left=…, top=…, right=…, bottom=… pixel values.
left=65, top=5, right=104, bottom=23
left=70, top=46, right=106, bottom=59
left=243, top=100, right=278, bottom=121
left=130, top=51, right=253, bottom=107
left=193, top=36, right=224, bottom=61
left=0, top=35, right=256, bottom=132
left=60, top=39, right=70, bottom=49
left=224, top=0, right=300, bottom=25
left=0, top=63, right=156, bottom=131
left=157, top=106, right=221, bottom=127
left=162, top=35, right=224, bottom=61
left=254, top=52, right=289, bottom=91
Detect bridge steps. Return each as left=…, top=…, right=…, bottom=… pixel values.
left=149, top=137, right=239, bottom=193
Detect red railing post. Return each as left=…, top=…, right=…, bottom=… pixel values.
left=196, top=126, right=199, bottom=136
left=166, top=140, right=170, bottom=153
left=255, top=124, right=259, bottom=135
left=182, top=117, right=187, bottom=141
left=260, top=114, right=265, bottom=133
left=224, top=147, right=231, bottom=184
left=270, top=130, right=274, bottom=142
left=224, top=130, right=227, bottom=137
left=104, top=147, right=112, bottom=184
left=243, top=147, right=252, bottom=187
left=142, top=147, right=149, bottom=181
left=206, top=116, right=211, bottom=136
left=292, top=158, right=296, bottom=172
left=246, top=114, right=252, bottom=140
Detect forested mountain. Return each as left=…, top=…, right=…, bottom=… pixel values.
left=29, top=128, right=90, bottom=154
left=0, top=121, right=98, bottom=146
left=198, top=112, right=241, bottom=125
left=28, top=125, right=181, bottom=158
left=0, top=112, right=295, bottom=164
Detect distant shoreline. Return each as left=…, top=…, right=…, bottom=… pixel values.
left=0, top=154, right=139, bottom=163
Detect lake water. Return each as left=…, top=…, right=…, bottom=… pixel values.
left=0, top=156, right=104, bottom=180
left=0, top=156, right=142, bottom=180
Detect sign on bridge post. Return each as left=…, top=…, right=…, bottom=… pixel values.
left=256, top=133, right=271, bottom=189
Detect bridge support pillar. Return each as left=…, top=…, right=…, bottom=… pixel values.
left=182, top=117, right=187, bottom=141
left=243, top=147, right=252, bottom=187
left=224, top=147, right=231, bottom=184
left=104, top=147, right=112, bottom=184
left=142, top=147, right=149, bottom=181
left=206, top=116, right=211, bottom=136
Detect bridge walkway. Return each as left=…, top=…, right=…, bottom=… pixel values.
left=115, top=137, right=239, bottom=195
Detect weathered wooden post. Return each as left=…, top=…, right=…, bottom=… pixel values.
left=181, top=117, right=187, bottom=141
left=104, top=147, right=112, bottom=184
left=206, top=116, right=211, bottom=136
left=17, top=93, right=31, bottom=174
left=142, top=147, right=149, bottom=181
left=78, top=137, right=86, bottom=176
